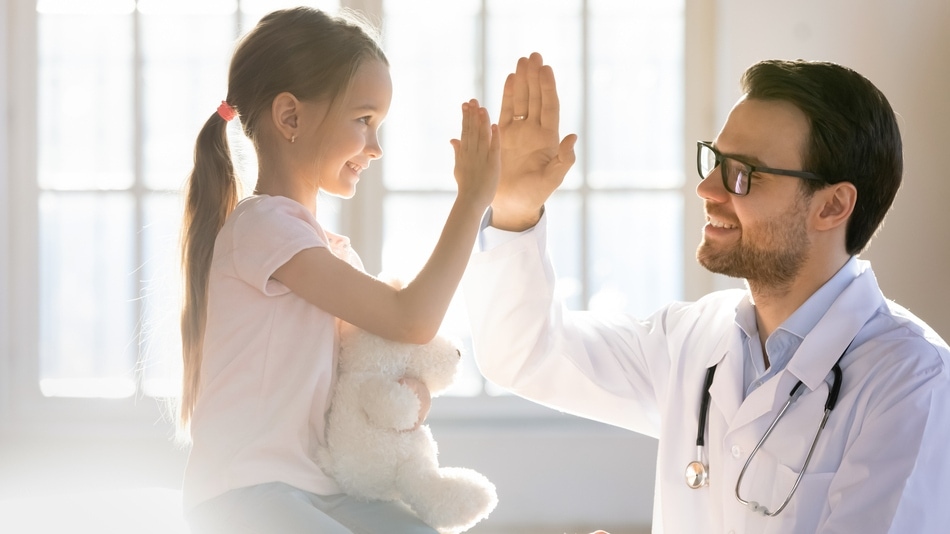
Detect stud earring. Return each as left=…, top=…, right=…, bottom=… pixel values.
left=290, top=135, right=296, bottom=144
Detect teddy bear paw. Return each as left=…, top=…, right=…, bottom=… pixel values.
left=404, top=467, right=498, bottom=533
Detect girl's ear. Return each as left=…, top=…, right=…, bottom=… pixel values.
left=271, top=92, right=299, bottom=143
left=814, top=181, right=857, bottom=231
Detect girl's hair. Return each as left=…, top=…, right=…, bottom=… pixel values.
left=179, top=7, right=387, bottom=437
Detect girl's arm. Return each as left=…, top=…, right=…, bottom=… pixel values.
left=273, top=100, right=499, bottom=344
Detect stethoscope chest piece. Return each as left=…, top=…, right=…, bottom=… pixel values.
left=685, top=460, right=709, bottom=489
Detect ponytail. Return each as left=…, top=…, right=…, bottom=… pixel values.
left=179, top=111, right=240, bottom=438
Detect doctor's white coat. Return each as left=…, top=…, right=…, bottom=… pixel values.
left=463, top=214, right=950, bottom=534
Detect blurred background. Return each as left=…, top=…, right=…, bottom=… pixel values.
left=1, top=0, right=947, bottom=532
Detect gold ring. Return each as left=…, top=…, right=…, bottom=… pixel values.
left=512, top=115, right=526, bottom=121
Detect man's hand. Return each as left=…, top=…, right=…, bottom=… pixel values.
left=493, top=52, right=577, bottom=231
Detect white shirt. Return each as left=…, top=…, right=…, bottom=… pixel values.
left=183, top=195, right=360, bottom=510
left=464, top=211, right=950, bottom=533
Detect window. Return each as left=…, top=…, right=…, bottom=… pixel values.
left=379, top=0, right=685, bottom=395
left=7, top=0, right=684, bottom=426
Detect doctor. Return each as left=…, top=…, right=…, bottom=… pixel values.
left=465, top=53, right=950, bottom=533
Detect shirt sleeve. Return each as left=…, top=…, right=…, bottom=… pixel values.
left=477, top=206, right=545, bottom=252
left=229, top=197, right=326, bottom=296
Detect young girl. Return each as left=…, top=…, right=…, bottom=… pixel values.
left=179, top=7, right=499, bottom=533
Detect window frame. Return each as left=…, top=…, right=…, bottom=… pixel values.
left=1, top=0, right=716, bottom=437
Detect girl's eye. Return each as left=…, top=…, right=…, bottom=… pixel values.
left=358, top=116, right=371, bottom=125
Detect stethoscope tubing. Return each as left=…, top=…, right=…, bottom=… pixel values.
left=733, top=364, right=841, bottom=516
left=686, top=342, right=851, bottom=516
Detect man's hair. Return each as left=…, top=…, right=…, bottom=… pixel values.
left=741, top=60, right=903, bottom=255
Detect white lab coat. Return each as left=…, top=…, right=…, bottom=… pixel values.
left=463, top=213, right=950, bottom=533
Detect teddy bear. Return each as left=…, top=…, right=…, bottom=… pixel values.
left=315, top=319, right=498, bottom=533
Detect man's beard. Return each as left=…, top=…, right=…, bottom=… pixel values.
left=696, top=202, right=810, bottom=292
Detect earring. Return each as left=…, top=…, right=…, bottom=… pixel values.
left=290, top=134, right=296, bottom=144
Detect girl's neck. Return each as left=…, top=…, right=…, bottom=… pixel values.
left=254, top=169, right=318, bottom=215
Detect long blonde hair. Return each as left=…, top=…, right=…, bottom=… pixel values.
left=179, top=7, right=387, bottom=437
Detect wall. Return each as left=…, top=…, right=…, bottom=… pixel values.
left=711, top=0, right=950, bottom=339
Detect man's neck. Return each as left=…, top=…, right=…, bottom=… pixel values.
left=749, top=253, right=851, bottom=351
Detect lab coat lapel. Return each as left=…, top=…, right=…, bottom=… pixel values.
left=707, top=326, right=745, bottom=427
left=713, top=265, right=884, bottom=432
left=703, top=302, right=781, bottom=430
left=787, top=265, right=884, bottom=390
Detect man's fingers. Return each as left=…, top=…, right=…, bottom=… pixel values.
left=511, top=56, right=530, bottom=119
left=539, top=64, right=561, bottom=131
left=526, top=52, right=544, bottom=121
left=499, top=73, right=516, bottom=125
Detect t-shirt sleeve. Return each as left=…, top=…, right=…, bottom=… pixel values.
left=229, top=198, right=327, bottom=296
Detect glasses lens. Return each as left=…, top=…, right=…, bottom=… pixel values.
left=724, top=160, right=750, bottom=195
left=699, top=144, right=717, bottom=179
left=698, top=143, right=751, bottom=195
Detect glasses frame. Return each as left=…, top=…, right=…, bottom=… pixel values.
left=697, top=141, right=825, bottom=196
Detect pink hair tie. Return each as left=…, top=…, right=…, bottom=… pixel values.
left=216, top=100, right=236, bottom=122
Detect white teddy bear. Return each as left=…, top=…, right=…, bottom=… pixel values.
left=315, top=319, right=498, bottom=533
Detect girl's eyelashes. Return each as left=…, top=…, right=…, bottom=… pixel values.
left=358, top=115, right=372, bottom=125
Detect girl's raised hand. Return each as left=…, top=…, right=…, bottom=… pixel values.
left=450, top=99, right=500, bottom=212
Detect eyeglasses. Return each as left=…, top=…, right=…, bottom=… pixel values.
left=697, top=141, right=824, bottom=196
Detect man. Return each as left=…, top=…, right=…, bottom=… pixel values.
left=465, top=53, right=950, bottom=532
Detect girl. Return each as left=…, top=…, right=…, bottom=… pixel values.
left=179, top=7, right=499, bottom=533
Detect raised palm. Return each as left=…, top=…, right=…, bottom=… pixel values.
left=492, top=53, right=577, bottom=231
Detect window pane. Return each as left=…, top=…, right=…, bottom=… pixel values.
left=141, top=6, right=237, bottom=190
left=140, top=193, right=184, bottom=398
left=39, top=192, right=137, bottom=398
left=38, top=8, right=134, bottom=190
left=485, top=0, right=584, bottom=189
left=588, top=192, right=682, bottom=317
left=589, top=0, right=684, bottom=189
left=382, top=0, right=480, bottom=191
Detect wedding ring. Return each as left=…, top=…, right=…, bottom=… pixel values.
left=512, top=115, right=526, bottom=120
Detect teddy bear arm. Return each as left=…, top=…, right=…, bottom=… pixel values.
left=357, top=376, right=422, bottom=431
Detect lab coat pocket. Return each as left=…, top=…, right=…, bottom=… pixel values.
left=767, top=462, right=833, bottom=533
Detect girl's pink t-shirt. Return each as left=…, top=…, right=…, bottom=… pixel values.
left=183, top=195, right=360, bottom=510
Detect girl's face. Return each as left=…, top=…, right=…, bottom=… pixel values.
left=308, top=59, right=392, bottom=199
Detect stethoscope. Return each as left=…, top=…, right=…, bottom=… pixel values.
left=684, top=344, right=849, bottom=517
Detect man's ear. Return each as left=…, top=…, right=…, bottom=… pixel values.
left=814, top=181, right=857, bottom=231
left=271, top=92, right=299, bottom=143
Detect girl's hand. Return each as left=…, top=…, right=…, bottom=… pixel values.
left=450, top=99, right=501, bottom=213
left=399, top=376, right=432, bottom=431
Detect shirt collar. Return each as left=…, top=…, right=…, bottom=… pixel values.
left=733, top=257, right=863, bottom=392
left=782, top=256, right=862, bottom=338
